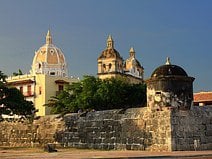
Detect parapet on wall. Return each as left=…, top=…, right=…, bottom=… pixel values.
left=0, top=106, right=211, bottom=151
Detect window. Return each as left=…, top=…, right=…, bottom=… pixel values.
left=20, top=86, right=23, bottom=94
left=103, top=64, right=106, bottom=72
left=27, top=85, right=32, bottom=96
left=133, top=67, right=135, bottom=73
left=108, top=63, right=112, bottom=71
left=58, top=85, right=64, bottom=91
left=50, top=72, right=55, bottom=75
left=39, top=86, right=42, bottom=95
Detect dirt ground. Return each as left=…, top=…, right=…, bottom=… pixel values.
left=0, top=147, right=212, bottom=159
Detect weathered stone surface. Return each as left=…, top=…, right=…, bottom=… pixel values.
left=171, top=106, right=212, bottom=151
left=0, top=115, right=64, bottom=147
left=0, top=106, right=211, bottom=151
left=54, top=108, right=173, bottom=151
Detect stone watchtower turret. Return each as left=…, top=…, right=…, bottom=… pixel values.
left=146, top=57, right=195, bottom=111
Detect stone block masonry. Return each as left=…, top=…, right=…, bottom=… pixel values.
left=0, top=115, right=64, bottom=147
left=57, top=108, right=172, bottom=151
left=0, top=106, right=211, bottom=151
left=171, top=106, right=212, bottom=150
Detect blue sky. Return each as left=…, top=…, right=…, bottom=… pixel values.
left=0, top=0, right=211, bottom=92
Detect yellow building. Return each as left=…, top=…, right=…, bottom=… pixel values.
left=7, top=31, right=79, bottom=116
left=97, top=35, right=144, bottom=84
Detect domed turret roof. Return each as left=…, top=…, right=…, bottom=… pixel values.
left=98, top=35, right=122, bottom=60
left=98, top=48, right=122, bottom=59
left=126, top=47, right=142, bottom=68
left=32, top=30, right=66, bottom=65
left=151, top=57, right=188, bottom=78
left=31, top=30, right=68, bottom=77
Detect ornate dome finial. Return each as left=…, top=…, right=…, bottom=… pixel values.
left=107, top=34, right=114, bottom=49
left=129, top=47, right=135, bottom=58
left=129, top=47, right=135, bottom=53
left=46, top=30, right=52, bottom=44
left=166, top=57, right=171, bottom=65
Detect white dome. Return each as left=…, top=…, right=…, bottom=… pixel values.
left=31, top=30, right=68, bottom=77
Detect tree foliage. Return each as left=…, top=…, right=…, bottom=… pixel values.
left=0, top=71, right=36, bottom=120
left=47, top=76, right=146, bottom=114
left=12, top=69, right=23, bottom=76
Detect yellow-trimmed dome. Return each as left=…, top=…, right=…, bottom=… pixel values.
left=31, top=30, right=68, bottom=77
left=98, top=35, right=122, bottom=60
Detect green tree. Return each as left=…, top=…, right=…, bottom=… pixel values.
left=48, top=76, right=100, bottom=114
left=95, top=78, right=146, bottom=110
left=77, top=76, right=100, bottom=110
left=0, top=71, right=36, bottom=120
left=95, top=78, right=126, bottom=110
left=47, top=90, right=74, bottom=115
left=46, top=76, right=146, bottom=114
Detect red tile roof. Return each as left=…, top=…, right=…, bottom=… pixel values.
left=193, top=92, right=212, bottom=102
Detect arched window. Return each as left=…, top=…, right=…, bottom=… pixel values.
left=119, top=63, right=122, bottom=72
left=133, top=67, right=135, bottom=73
left=103, top=64, right=106, bottom=72
left=108, top=63, right=112, bottom=71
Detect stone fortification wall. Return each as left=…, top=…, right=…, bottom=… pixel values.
left=171, top=106, right=212, bottom=150
left=0, top=108, right=172, bottom=151
left=57, top=108, right=172, bottom=151
left=0, top=106, right=211, bottom=151
left=0, top=115, right=64, bottom=147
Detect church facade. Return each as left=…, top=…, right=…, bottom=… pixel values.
left=7, top=31, right=79, bottom=116
left=97, top=35, right=144, bottom=84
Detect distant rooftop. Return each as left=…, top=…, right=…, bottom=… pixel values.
left=193, top=91, right=212, bottom=106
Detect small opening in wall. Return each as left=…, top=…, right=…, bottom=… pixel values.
left=50, top=72, right=55, bottom=75
left=155, top=91, right=161, bottom=95
left=155, top=91, right=162, bottom=102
